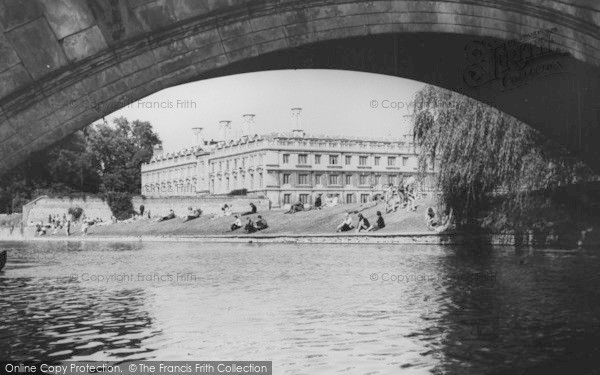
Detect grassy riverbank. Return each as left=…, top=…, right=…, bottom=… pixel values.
left=86, top=200, right=433, bottom=237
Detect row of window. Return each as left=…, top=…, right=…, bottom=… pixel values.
left=282, top=193, right=373, bottom=205
left=283, top=153, right=410, bottom=166
left=282, top=173, right=402, bottom=186
left=211, top=154, right=263, bottom=172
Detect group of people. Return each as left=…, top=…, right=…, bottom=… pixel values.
left=230, top=214, right=268, bottom=233
left=35, top=213, right=106, bottom=236
left=285, top=193, right=341, bottom=214
left=426, top=206, right=454, bottom=233
left=336, top=211, right=386, bottom=233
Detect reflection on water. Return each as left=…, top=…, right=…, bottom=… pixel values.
left=1, top=241, right=600, bottom=374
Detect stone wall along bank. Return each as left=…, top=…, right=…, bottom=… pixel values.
left=22, top=195, right=271, bottom=225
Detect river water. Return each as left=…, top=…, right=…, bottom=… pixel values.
left=1, top=241, right=600, bottom=374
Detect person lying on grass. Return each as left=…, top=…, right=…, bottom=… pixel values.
left=157, top=209, right=175, bottom=222
left=241, top=202, right=257, bottom=216
left=183, top=207, right=202, bottom=222
left=285, top=199, right=304, bottom=214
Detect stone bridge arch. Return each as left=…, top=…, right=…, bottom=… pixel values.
left=1, top=0, right=599, bottom=173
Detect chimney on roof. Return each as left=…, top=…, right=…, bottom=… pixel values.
left=291, top=107, right=304, bottom=138
left=219, top=120, right=231, bottom=142
left=192, top=127, right=204, bottom=148
left=242, top=114, right=255, bottom=136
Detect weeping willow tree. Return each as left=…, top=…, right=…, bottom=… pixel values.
left=412, top=85, right=593, bottom=231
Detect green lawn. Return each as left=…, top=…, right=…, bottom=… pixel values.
left=86, top=199, right=434, bottom=237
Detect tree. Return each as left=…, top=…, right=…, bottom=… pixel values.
left=412, top=85, right=593, bottom=231
left=0, top=117, right=161, bottom=213
left=87, top=117, right=160, bottom=193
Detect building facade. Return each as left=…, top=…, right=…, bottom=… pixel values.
left=141, top=112, right=435, bottom=208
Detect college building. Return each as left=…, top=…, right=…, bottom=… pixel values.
left=141, top=109, right=435, bottom=208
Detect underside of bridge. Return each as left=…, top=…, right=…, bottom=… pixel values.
left=0, top=0, right=599, bottom=174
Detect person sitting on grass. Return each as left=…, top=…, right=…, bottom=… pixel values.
left=183, top=207, right=202, bottom=222
left=157, top=209, right=175, bottom=222
left=375, top=211, right=385, bottom=230
left=314, top=194, right=322, bottom=210
left=426, top=207, right=439, bottom=230
left=244, top=217, right=257, bottom=233
left=241, top=202, right=257, bottom=216
left=356, top=213, right=374, bottom=232
left=255, top=215, right=268, bottom=231
left=285, top=199, right=304, bottom=214
left=336, top=213, right=354, bottom=232
left=230, top=215, right=242, bottom=231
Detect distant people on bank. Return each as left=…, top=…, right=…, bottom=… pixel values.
left=285, top=199, right=304, bottom=214
left=230, top=215, right=242, bottom=231
left=223, top=204, right=233, bottom=216
left=157, top=209, right=176, bottom=222
left=404, top=176, right=417, bottom=212
left=139, top=204, right=145, bottom=217
left=255, top=216, right=268, bottom=231
left=244, top=217, right=257, bottom=233
left=323, top=194, right=339, bottom=208
left=314, top=194, right=322, bottom=210
left=356, top=213, right=374, bottom=232
left=183, top=207, right=202, bottom=222
left=336, top=213, right=354, bottom=232
left=241, top=202, right=257, bottom=216
left=434, top=208, right=454, bottom=233
left=65, top=220, right=71, bottom=236
left=376, top=211, right=385, bottom=230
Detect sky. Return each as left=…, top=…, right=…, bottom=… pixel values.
left=103, top=69, right=425, bottom=153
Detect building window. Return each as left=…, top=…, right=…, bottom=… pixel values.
left=345, top=155, right=352, bottom=165
left=283, top=174, right=290, bottom=184
left=298, top=174, right=308, bottom=185
left=226, top=161, right=230, bottom=170
left=329, top=174, right=339, bottom=185
left=315, top=155, right=321, bottom=164
left=219, top=162, right=222, bottom=171
left=346, top=193, right=354, bottom=204
left=298, top=154, right=308, bottom=164
left=402, top=157, right=408, bottom=166
left=388, top=175, right=395, bottom=185
left=283, top=154, right=290, bottom=164
left=234, top=159, right=238, bottom=168
left=388, top=157, right=396, bottom=166
left=212, top=163, right=215, bottom=172
left=315, top=174, right=322, bottom=184
left=330, top=155, right=338, bottom=165
left=359, top=156, right=367, bottom=166
left=345, top=175, right=352, bottom=185
left=283, top=194, right=291, bottom=205
left=242, top=158, right=246, bottom=167
left=374, top=156, right=380, bottom=166
left=359, top=175, right=368, bottom=185
left=361, top=194, right=370, bottom=203
left=299, top=194, right=309, bottom=204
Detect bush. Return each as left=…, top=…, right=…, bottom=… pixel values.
left=68, top=206, right=84, bottom=220
left=105, top=192, right=134, bottom=220
left=228, top=188, right=248, bottom=196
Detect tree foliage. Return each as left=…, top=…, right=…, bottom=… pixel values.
left=0, top=117, right=161, bottom=213
left=412, top=85, right=593, bottom=230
